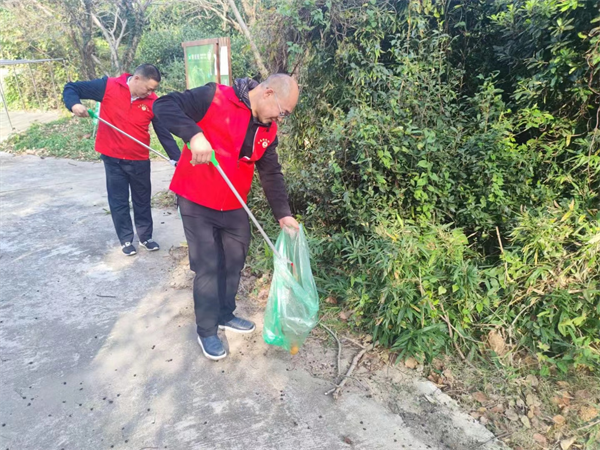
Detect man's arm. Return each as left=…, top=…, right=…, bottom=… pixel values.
left=63, top=77, right=108, bottom=117
left=255, top=138, right=293, bottom=221
left=152, top=83, right=216, bottom=144
left=151, top=118, right=181, bottom=162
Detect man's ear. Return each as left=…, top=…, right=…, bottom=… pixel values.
left=263, top=86, right=274, bottom=98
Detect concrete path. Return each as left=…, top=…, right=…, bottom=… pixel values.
left=0, top=153, right=506, bottom=450
left=0, top=110, right=62, bottom=142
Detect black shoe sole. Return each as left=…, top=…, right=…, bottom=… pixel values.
left=140, top=244, right=159, bottom=251
left=197, top=336, right=227, bottom=361
left=123, top=250, right=137, bottom=256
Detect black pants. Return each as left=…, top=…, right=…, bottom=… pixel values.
left=101, top=154, right=153, bottom=245
left=178, top=196, right=251, bottom=337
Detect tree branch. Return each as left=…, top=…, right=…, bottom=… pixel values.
left=225, top=0, right=268, bottom=79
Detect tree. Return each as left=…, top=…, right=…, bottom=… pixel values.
left=91, top=0, right=154, bottom=74
left=183, top=0, right=269, bottom=78
left=2, top=0, right=99, bottom=79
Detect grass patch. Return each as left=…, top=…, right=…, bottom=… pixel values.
left=151, top=189, right=177, bottom=209
left=1, top=117, right=98, bottom=160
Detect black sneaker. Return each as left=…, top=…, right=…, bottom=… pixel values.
left=218, top=316, right=256, bottom=334
left=140, top=239, right=159, bottom=251
left=122, top=242, right=136, bottom=256
left=197, top=335, right=227, bottom=361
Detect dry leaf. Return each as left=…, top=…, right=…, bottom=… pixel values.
left=325, top=296, right=337, bottom=305
left=557, top=381, right=570, bottom=388
left=579, top=406, right=598, bottom=422
left=526, top=374, right=539, bottom=387
left=428, top=373, right=443, bottom=385
left=480, top=416, right=489, bottom=425
left=505, top=408, right=519, bottom=421
left=404, top=357, right=418, bottom=369
left=258, top=288, right=269, bottom=301
left=432, top=358, right=444, bottom=371
left=470, top=411, right=481, bottom=420
left=442, top=369, right=454, bottom=382
left=552, top=395, right=571, bottom=408
left=553, top=415, right=566, bottom=426
left=532, top=433, right=547, bottom=445
left=339, top=311, right=350, bottom=321
left=560, top=437, right=576, bottom=450
left=574, top=390, right=590, bottom=400
left=526, top=393, right=541, bottom=407
left=473, top=391, right=488, bottom=404
left=491, top=404, right=504, bottom=414
left=487, top=330, right=507, bottom=356
left=521, top=415, right=531, bottom=429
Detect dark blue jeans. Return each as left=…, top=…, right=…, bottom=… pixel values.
left=177, top=196, right=251, bottom=337
left=101, top=154, right=152, bottom=245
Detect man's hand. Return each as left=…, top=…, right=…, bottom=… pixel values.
left=189, top=132, right=213, bottom=165
left=71, top=104, right=89, bottom=118
left=279, top=216, right=300, bottom=230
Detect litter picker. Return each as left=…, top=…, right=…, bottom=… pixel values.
left=87, top=108, right=177, bottom=166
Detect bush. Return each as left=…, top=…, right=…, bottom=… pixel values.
left=247, top=0, right=600, bottom=372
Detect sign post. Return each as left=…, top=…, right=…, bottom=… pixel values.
left=182, top=38, right=232, bottom=89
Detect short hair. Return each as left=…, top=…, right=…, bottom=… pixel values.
left=134, top=64, right=161, bottom=82
left=262, top=73, right=294, bottom=97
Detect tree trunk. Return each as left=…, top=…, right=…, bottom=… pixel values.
left=119, top=0, right=152, bottom=71
left=225, top=0, right=268, bottom=79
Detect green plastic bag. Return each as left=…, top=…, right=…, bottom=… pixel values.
left=263, top=225, right=319, bottom=354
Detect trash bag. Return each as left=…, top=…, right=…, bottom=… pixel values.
left=263, top=225, right=319, bottom=354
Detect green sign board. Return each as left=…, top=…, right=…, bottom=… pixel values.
left=185, top=44, right=216, bottom=88
left=182, top=38, right=231, bottom=89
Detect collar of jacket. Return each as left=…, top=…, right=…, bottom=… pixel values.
left=232, top=77, right=272, bottom=130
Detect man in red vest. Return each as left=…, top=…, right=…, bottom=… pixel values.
left=63, top=64, right=181, bottom=256
left=153, top=74, right=299, bottom=360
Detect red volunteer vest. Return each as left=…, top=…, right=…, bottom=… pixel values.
left=96, top=73, right=157, bottom=160
left=170, top=84, right=278, bottom=211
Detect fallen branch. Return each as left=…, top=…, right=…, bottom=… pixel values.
left=318, top=323, right=342, bottom=378
left=342, top=336, right=367, bottom=349
left=326, top=341, right=377, bottom=399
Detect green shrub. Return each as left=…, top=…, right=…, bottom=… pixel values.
left=246, top=0, right=600, bottom=372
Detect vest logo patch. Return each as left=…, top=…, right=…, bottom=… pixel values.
left=258, top=138, right=270, bottom=148
left=139, top=104, right=149, bottom=112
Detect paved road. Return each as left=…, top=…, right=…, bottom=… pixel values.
left=0, top=153, right=506, bottom=450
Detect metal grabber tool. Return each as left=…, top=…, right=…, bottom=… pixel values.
left=87, top=108, right=177, bottom=166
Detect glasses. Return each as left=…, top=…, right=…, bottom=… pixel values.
left=272, top=91, right=290, bottom=118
